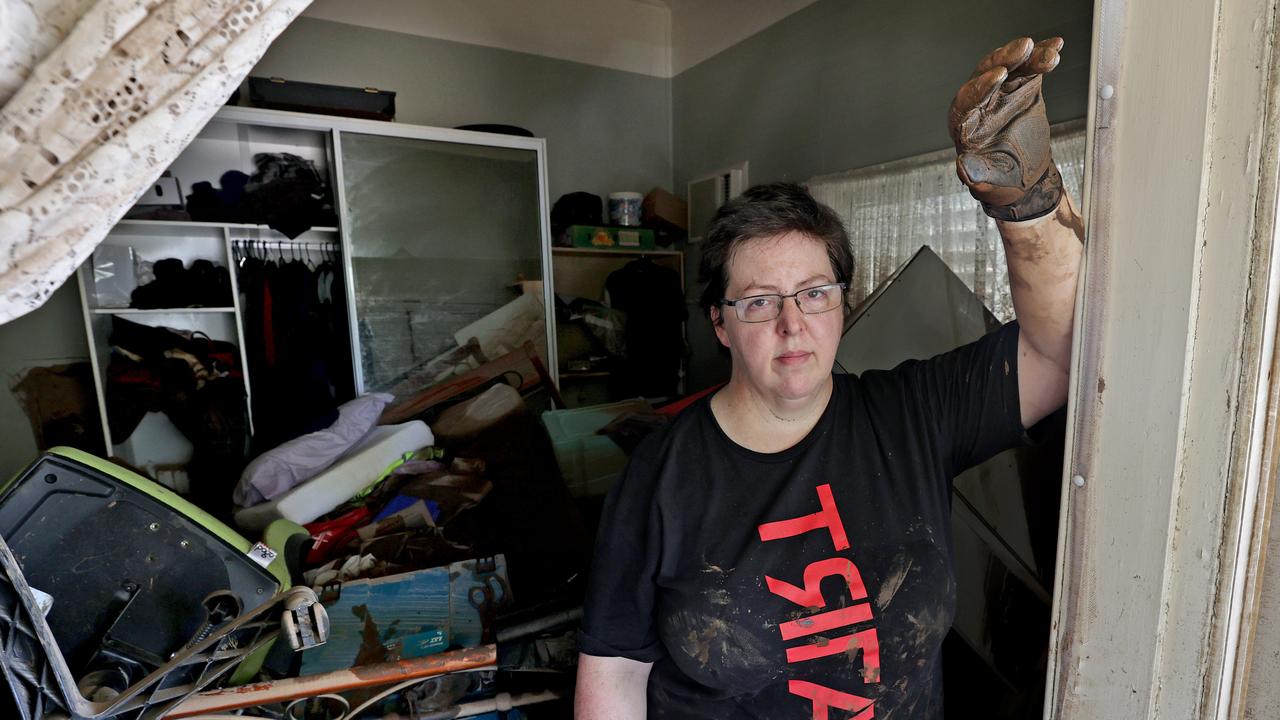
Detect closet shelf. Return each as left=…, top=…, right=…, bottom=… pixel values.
left=117, top=219, right=339, bottom=233
left=91, top=307, right=237, bottom=315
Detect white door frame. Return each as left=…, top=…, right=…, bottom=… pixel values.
left=1046, top=0, right=1280, bottom=717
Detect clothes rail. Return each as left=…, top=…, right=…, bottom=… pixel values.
left=230, top=238, right=339, bottom=250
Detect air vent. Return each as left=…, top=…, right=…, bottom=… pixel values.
left=687, top=162, right=747, bottom=242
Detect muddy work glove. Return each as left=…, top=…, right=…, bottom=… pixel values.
left=949, top=37, right=1064, bottom=222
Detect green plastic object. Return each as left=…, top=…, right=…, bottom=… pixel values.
left=31, top=447, right=292, bottom=590
left=0, top=447, right=291, bottom=689
left=262, top=518, right=310, bottom=556
left=568, top=224, right=657, bottom=249
left=541, top=398, right=652, bottom=498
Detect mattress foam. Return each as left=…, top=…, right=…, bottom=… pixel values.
left=235, top=421, right=433, bottom=533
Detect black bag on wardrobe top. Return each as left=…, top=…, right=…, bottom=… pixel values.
left=248, top=76, right=396, bottom=121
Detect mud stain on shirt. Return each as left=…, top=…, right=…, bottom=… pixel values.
left=876, top=555, right=914, bottom=611
left=665, top=610, right=778, bottom=683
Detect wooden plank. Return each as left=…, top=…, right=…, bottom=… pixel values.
left=165, top=644, right=497, bottom=717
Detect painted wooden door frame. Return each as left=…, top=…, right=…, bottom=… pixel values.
left=1046, top=0, right=1280, bottom=717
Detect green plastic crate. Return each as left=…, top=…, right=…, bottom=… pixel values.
left=541, top=399, right=651, bottom=497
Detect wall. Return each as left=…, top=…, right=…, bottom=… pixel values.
left=301, top=0, right=672, bottom=77
left=672, top=0, right=1094, bottom=392
left=0, top=279, right=90, bottom=479
left=671, top=0, right=1094, bottom=192
left=301, top=0, right=841, bottom=79
left=249, top=17, right=673, bottom=204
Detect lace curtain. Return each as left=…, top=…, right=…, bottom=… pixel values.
left=0, top=0, right=311, bottom=325
left=808, top=122, right=1086, bottom=321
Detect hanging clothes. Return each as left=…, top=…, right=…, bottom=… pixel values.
left=604, top=258, right=686, bottom=399
left=236, top=245, right=355, bottom=455
left=317, top=258, right=356, bottom=403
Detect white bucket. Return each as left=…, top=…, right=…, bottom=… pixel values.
left=608, top=191, right=643, bottom=227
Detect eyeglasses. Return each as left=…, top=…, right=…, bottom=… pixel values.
left=720, top=282, right=848, bottom=323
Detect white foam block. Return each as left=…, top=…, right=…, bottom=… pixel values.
left=235, top=421, right=433, bottom=533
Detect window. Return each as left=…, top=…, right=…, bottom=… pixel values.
left=808, top=123, right=1086, bottom=320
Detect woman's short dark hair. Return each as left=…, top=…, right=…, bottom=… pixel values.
left=697, top=182, right=854, bottom=323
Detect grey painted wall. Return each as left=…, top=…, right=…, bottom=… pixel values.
left=250, top=17, right=673, bottom=204
left=673, top=0, right=1094, bottom=392
left=672, top=0, right=1094, bottom=191
left=0, top=280, right=90, bottom=479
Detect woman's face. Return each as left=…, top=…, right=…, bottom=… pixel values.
left=713, top=231, right=843, bottom=405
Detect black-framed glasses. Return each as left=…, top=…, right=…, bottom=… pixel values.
left=720, top=283, right=848, bottom=323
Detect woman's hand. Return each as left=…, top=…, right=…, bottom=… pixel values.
left=949, top=37, right=1065, bottom=222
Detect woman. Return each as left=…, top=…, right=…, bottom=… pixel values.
left=576, top=38, right=1082, bottom=719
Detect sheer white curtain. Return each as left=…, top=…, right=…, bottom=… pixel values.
left=0, top=0, right=311, bottom=325
left=808, top=122, right=1086, bottom=321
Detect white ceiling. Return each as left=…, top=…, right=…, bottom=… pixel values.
left=666, top=0, right=820, bottom=74
left=301, top=0, right=820, bottom=77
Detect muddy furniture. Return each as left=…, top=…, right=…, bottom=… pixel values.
left=0, top=448, right=324, bottom=720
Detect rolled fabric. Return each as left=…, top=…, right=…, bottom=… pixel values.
left=233, top=392, right=393, bottom=507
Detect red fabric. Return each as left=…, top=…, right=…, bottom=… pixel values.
left=655, top=383, right=725, bottom=417
left=106, top=359, right=161, bottom=388
left=304, top=506, right=373, bottom=564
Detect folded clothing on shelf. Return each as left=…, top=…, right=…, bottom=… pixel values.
left=130, top=257, right=232, bottom=309
left=184, top=154, right=338, bottom=238
left=106, top=316, right=249, bottom=517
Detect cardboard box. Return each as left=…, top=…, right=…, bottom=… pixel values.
left=643, top=187, right=688, bottom=232
left=300, top=556, right=510, bottom=674
left=568, top=225, right=656, bottom=250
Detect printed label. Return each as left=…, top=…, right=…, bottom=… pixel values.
left=247, top=542, right=278, bottom=569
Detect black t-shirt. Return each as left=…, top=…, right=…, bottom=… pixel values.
left=580, top=322, right=1027, bottom=719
